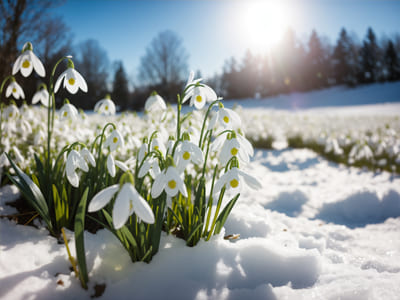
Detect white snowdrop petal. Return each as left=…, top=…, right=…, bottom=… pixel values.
left=128, top=185, right=155, bottom=224
left=113, top=184, right=131, bottom=229
left=151, top=173, right=165, bottom=198
left=107, top=154, right=116, bottom=177
left=115, top=160, right=129, bottom=172
left=67, top=169, right=79, bottom=188
left=139, top=160, right=151, bottom=178
left=238, top=169, right=262, bottom=190
left=31, top=52, right=46, bottom=77
left=74, top=69, right=88, bottom=92
left=54, top=71, right=67, bottom=93
left=88, top=184, right=119, bottom=212
left=12, top=54, right=22, bottom=75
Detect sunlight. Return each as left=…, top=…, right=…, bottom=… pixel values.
left=241, top=1, right=289, bottom=53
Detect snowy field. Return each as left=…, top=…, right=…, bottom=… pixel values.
left=1, top=82, right=400, bottom=300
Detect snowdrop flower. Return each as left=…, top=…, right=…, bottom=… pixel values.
left=5, top=79, right=25, bottom=99
left=325, top=138, right=343, bottom=156
left=150, top=138, right=166, bottom=156
left=3, top=104, right=19, bottom=120
left=214, top=167, right=262, bottom=195
left=80, top=148, right=96, bottom=167
left=66, top=150, right=89, bottom=187
left=32, top=88, right=50, bottom=107
left=12, top=42, right=45, bottom=77
left=138, top=158, right=161, bottom=179
left=145, top=92, right=167, bottom=112
left=174, top=140, right=204, bottom=172
left=208, top=107, right=242, bottom=130
left=59, top=103, right=78, bottom=121
left=138, top=143, right=149, bottom=163
left=106, top=154, right=129, bottom=177
left=151, top=166, right=188, bottom=198
left=182, top=71, right=218, bottom=109
left=104, top=129, right=124, bottom=152
left=88, top=183, right=155, bottom=229
left=219, top=138, right=250, bottom=166
left=54, top=59, right=88, bottom=94
left=94, top=95, right=116, bottom=115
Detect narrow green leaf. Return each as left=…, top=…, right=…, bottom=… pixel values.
left=74, top=187, right=89, bottom=289
left=186, top=222, right=203, bottom=245
left=214, top=193, right=240, bottom=235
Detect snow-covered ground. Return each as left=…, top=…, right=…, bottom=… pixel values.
left=1, top=82, right=400, bottom=300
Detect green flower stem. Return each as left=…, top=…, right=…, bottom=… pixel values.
left=203, top=165, right=218, bottom=238
left=201, top=131, right=213, bottom=178
left=0, top=75, right=15, bottom=151
left=206, top=186, right=226, bottom=241
left=198, top=99, right=220, bottom=149
left=176, top=94, right=182, bottom=141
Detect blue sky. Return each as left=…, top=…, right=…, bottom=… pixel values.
left=52, top=0, right=400, bottom=81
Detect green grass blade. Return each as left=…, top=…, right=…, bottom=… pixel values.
left=74, top=187, right=89, bottom=289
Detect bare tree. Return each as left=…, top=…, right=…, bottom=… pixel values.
left=138, top=30, right=188, bottom=101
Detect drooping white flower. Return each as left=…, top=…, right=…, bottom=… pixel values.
left=145, top=93, right=167, bottom=112
left=151, top=166, right=188, bottom=198
left=208, top=107, right=242, bottom=130
left=3, top=105, right=19, bottom=120
left=219, top=138, right=250, bottom=166
left=138, top=158, right=161, bottom=179
left=66, top=150, right=89, bottom=187
left=5, top=80, right=25, bottom=99
left=94, top=97, right=116, bottom=115
left=214, top=167, right=262, bottom=195
left=104, top=129, right=124, bottom=152
left=32, top=88, right=50, bottom=107
left=107, top=154, right=116, bottom=177
left=88, top=183, right=155, bottom=229
left=55, top=64, right=88, bottom=94
left=80, top=148, right=96, bottom=167
left=173, top=140, right=204, bottom=172
left=59, top=103, right=78, bottom=121
left=182, top=71, right=218, bottom=109
left=12, top=42, right=45, bottom=77
left=150, top=138, right=166, bottom=156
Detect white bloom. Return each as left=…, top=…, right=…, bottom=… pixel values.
left=107, top=154, right=116, bottom=177
left=5, top=81, right=25, bottom=99
left=214, top=167, right=262, bottom=194
left=66, top=150, right=89, bottom=187
left=150, top=138, right=166, bottom=156
left=104, top=130, right=124, bottom=152
left=12, top=42, right=45, bottom=77
left=208, top=107, right=242, bottom=130
left=59, top=103, right=78, bottom=121
left=55, top=67, right=88, bottom=94
left=80, top=148, right=96, bottom=167
left=94, top=98, right=116, bottom=115
left=88, top=183, right=155, bottom=229
left=138, top=158, right=161, bottom=179
left=182, top=71, right=218, bottom=109
left=145, top=94, right=167, bottom=112
left=219, top=138, right=250, bottom=166
left=174, top=140, right=204, bottom=172
left=32, top=89, right=50, bottom=107
left=138, top=143, right=149, bottom=163
left=3, top=105, right=19, bottom=120
left=151, top=166, right=188, bottom=198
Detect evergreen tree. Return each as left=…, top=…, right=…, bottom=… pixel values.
left=306, top=30, right=329, bottom=89
left=360, top=27, right=381, bottom=83
left=112, top=61, right=130, bottom=110
left=383, top=40, right=400, bottom=81
left=332, top=28, right=358, bottom=85
left=239, top=50, right=260, bottom=98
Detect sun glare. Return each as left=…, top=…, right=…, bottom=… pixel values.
left=241, top=1, right=288, bottom=53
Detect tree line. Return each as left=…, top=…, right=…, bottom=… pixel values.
left=213, top=27, right=400, bottom=100
left=1, top=0, right=399, bottom=111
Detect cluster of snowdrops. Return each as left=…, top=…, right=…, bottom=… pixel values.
left=0, top=42, right=261, bottom=288
left=237, top=106, right=400, bottom=173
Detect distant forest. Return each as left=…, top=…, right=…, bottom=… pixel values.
left=1, top=1, right=400, bottom=111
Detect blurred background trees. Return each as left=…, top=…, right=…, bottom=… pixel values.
left=1, top=1, right=399, bottom=110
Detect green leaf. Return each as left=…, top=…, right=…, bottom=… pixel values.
left=6, top=153, right=53, bottom=233
left=186, top=222, right=203, bottom=246
left=214, top=193, right=240, bottom=235
left=74, top=188, right=89, bottom=289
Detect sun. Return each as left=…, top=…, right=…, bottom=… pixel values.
left=241, top=1, right=288, bottom=53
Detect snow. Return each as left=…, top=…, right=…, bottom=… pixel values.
left=1, top=82, right=400, bottom=299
